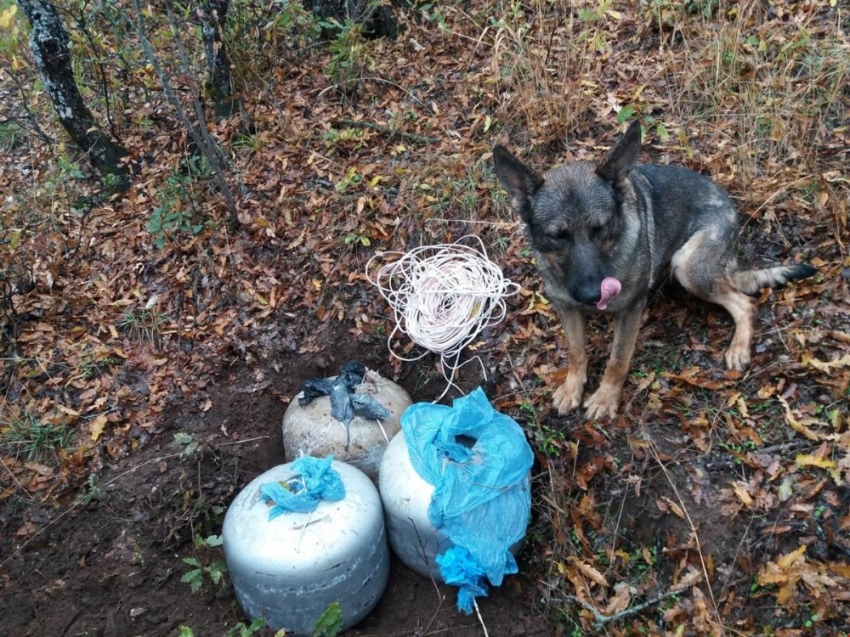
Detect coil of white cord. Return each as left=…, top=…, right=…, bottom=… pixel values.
left=366, top=235, right=518, bottom=400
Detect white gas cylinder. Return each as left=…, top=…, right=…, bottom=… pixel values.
left=222, top=460, right=389, bottom=635
left=378, top=430, right=524, bottom=581
left=282, top=370, right=411, bottom=481
left=378, top=430, right=452, bottom=579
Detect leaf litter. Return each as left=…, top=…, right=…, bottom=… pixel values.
left=1, top=0, right=848, bottom=635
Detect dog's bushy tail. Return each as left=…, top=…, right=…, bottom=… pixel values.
left=734, top=264, right=817, bottom=295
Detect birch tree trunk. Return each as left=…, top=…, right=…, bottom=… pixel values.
left=17, top=0, right=131, bottom=191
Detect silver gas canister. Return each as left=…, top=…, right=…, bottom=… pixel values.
left=223, top=460, right=389, bottom=635
left=378, top=430, right=524, bottom=581
left=282, top=370, right=411, bottom=481
left=378, top=429, right=449, bottom=579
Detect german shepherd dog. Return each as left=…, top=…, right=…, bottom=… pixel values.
left=494, top=121, right=816, bottom=419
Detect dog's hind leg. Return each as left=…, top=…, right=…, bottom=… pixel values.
left=584, top=307, right=643, bottom=420
left=671, top=229, right=755, bottom=371
left=552, top=308, right=588, bottom=415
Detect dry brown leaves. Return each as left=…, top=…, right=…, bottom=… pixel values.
left=1, top=0, right=848, bottom=633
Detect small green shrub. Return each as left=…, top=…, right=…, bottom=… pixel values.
left=147, top=156, right=214, bottom=249
left=181, top=534, right=226, bottom=593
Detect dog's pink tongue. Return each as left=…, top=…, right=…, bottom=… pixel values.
left=597, top=277, right=622, bottom=310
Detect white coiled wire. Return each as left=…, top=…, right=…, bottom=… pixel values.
left=366, top=236, right=519, bottom=400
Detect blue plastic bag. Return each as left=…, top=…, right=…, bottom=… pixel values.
left=402, top=388, right=533, bottom=613
left=259, top=456, right=346, bottom=520
left=436, top=546, right=488, bottom=612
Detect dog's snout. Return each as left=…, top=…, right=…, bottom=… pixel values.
left=574, top=279, right=602, bottom=305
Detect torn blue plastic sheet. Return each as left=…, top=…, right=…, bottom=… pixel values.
left=401, top=388, right=533, bottom=613
left=259, top=456, right=346, bottom=520
left=435, top=546, right=489, bottom=613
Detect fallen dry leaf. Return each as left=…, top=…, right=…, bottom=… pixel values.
left=731, top=481, right=754, bottom=508
left=89, top=415, right=109, bottom=442
left=602, top=581, right=632, bottom=615
left=569, top=557, right=609, bottom=588
left=778, top=396, right=830, bottom=442
left=660, top=495, right=685, bottom=519
left=803, top=353, right=850, bottom=373
left=777, top=545, right=807, bottom=571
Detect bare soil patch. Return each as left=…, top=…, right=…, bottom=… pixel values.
left=0, top=328, right=553, bottom=637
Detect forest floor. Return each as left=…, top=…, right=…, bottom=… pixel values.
left=1, top=1, right=848, bottom=636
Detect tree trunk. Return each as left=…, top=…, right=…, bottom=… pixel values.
left=200, top=0, right=237, bottom=119
left=306, top=0, right=399, bottom=40
left=17, top=0, right=131, bottom=191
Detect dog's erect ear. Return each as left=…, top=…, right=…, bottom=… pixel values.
left=493, top=145, right=544, bottom=222
left=596, top=120, right=642, bottom=184
left=493, top=145, right=545, bottom=222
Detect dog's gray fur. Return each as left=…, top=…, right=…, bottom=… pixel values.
left=494, top=121, right=816, bottom=419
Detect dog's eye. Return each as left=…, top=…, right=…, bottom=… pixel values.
left=590, top=225, right=605, bottom=238
left=551, top=229, right=572, bottom=243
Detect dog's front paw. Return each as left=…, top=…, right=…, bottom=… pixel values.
left=725, top=344, right=751, bottom=371
left=552, top=375, right=586, bottom=415
left=583, top=383, right=622, bottom=420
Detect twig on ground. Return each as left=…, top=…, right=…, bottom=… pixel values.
left=701, top=439, right=815, bottom=470
left=0, top=452, right=184, bottom=569
left=360, top=625, right=479, bottom=637
left=752, top=440, right=814, bottom=456
left=718, top=512, right=757, bottom=604
left=214, top=435, right=270, bottom=447
left=472, top=599, right=490, bottom=637
left=337, top=118, right=439, bottom=144
left=0, top=456, right=31, bottom=500
left=427, top=218, right=519, bottom=227
left=410, top=522, right=446, bottom=637
left=563, top=586, right=684, bottom=629
left=317, top=77, right=436, bottom=115
left=648, top=440, right=726, bottom=635
left=3, top=70, right=56, bottom=144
